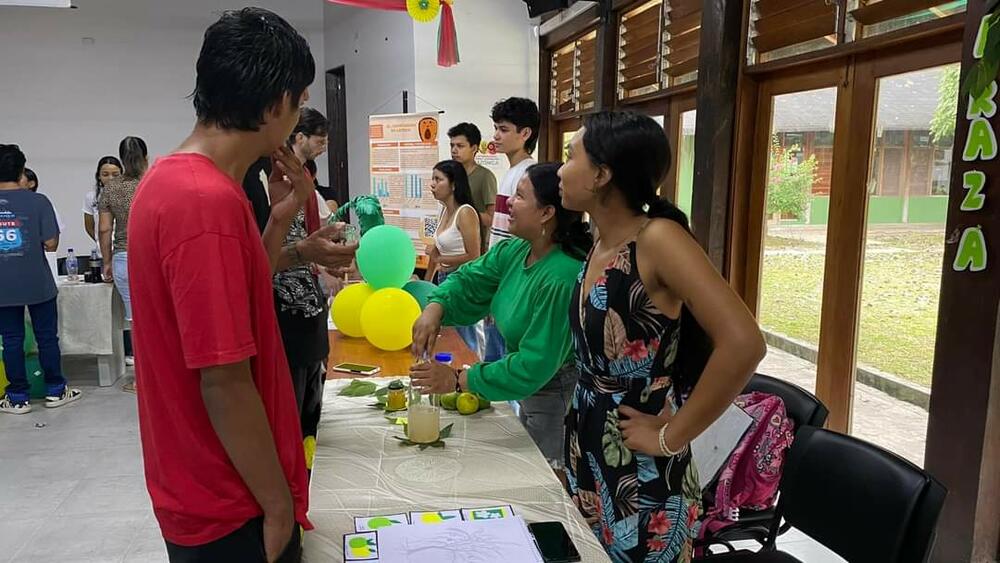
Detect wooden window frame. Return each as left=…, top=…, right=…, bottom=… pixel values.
left=732, top=28, right=962, bottom=432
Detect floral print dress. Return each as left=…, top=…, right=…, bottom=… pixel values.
left=565, top=241, right=702, bottom=563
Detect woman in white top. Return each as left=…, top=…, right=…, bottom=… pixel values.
left=83, top=156, right=122, bottom=241
left=426, top=160, right=481, bottom=282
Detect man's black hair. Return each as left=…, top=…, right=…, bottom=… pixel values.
left=290, top=107, right=329, bottom=144
left=193, top=7, right=315, bottom=131
left=447, top=122, right=482, bottom=148
left=0, top=144, right=26, bottom=183
left=490, top=97, right=540, bottom=154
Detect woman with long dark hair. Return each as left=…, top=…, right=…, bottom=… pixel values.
left=410, top=162, right=592, bottom=467
left=84, top=156, right=122, bottom=241
left=558, top=111, right=765, bottom=562
left=425, top=159, right=480, bottom=281
left=425, top=160, right=481, bottom=354
left=99, top=136, right=148, bottom=384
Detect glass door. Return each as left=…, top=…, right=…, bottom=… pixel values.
left=851, top=63, right=959, bottom=466
left=754, top=86, right=839, bottom=393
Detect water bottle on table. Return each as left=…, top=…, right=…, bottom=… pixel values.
left=65, top=248, right=78, bottom=281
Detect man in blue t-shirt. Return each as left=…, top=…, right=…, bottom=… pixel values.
left=0, top=144, right=82, bottom=414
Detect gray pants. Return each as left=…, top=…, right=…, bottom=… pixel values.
left=518, top=364, right=579, bottom=468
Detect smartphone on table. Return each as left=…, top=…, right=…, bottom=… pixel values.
left=331, top=362, right=381, bottom=376
left=528, top=521, right=581, bottom=563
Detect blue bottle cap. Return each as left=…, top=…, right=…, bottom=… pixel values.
left=434, top=352, right=453, bottom=363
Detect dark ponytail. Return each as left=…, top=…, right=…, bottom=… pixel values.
left=582, top=110, right=709, bottom=397
left=118, top=136, right=148, bottom=180
left=582, top=111, right=691, bottom=230
left=526, top=162, right=593, bottom=260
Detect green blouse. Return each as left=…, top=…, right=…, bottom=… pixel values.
left=430, top=238, right=583, bottom=401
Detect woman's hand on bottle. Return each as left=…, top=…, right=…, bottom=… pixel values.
left=411, top=303, right=444, bottom=359
left=409, top=361, right=457, bottom=394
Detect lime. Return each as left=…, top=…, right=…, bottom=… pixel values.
left=456, top=392, right=479, bottom=415
left=440, top=392, right=459, bottom=410
left=475, top=393, right=491, bottom=410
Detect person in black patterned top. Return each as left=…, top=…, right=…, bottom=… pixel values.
left=558, top=111, right=765, bottom=563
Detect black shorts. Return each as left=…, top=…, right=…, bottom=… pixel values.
left=165, top=517, right=301, bottom=563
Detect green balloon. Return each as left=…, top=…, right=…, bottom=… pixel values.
left=403, top=280, right=438, bottom=310
left=356, top=225, right=417, bottom=289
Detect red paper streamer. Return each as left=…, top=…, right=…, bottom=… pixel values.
left=437, top=2, right=459, bottom=67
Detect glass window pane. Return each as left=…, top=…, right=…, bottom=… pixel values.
left=859, top=1, right=967, bottom=39
left=852, top=64, right=959, bottom=467
left=676, top=110, right=696, bottom=216
left=756, top=88, right=838, bottom=391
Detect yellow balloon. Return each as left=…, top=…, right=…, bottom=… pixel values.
left=361, top=288, right=422, bottom=351
left=331, top=283, right=375, bottom=338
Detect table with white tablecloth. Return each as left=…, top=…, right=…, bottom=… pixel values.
left=302, top=376, right=611, bottom=563
left=55, top=276, right=126, bottom=386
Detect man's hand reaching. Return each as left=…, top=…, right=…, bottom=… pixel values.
left=295, top=223, right=358, bottom=271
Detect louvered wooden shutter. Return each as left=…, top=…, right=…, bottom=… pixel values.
left=551, top=43, right=576, bottom=115
left=664, top=0, right=701, bottom=84
left=577, top=31, right=598, bottom=111
left=750, top=0, right=838, bottom=58
left=551, top=31, right=599, bottom=116
left=851, top=0, right=966, bottom=29
left=618, top=0, right=663, bottom=100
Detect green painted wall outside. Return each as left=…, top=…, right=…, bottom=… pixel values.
left=803, top=195, right=948, bottom=225
left=676, top=134, right=695, bottom=216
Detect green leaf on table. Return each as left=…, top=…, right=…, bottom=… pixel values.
left=373, top=379, right=404, bottom=398
left=338, top=380, right=377, bottom=397
left=438, top=423, right=455, bottom=439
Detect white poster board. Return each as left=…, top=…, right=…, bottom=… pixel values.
left=369, top=112, right=442, bottom=268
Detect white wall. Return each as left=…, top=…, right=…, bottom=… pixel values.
left=0, top=0, right=326, bottom=254
left=324, top=4, right=416, bottom=200
left=413, top=1, right=539, bottom=165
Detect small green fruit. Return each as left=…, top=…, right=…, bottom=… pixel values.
left=441, top=392, right=459, bottom=410
left=475, top=393, right=491, bottom=410
left=456, top=392, right=479, bottom=415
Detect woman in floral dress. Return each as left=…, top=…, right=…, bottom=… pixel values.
left=558, top=111, right=766, bottom=563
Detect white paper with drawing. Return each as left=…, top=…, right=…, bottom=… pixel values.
left=376, top=516, right=543, bottom=563
left=691, top=402, right=754, bottom=490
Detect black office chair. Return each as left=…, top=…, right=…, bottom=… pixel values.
left=698, top=426, right=947, bottom=563
left=744, top=374, right=828, bottom=429
left=700, top=374, right=829, bottom=548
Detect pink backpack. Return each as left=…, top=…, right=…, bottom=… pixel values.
left=699, top=391, right=796, bottom=538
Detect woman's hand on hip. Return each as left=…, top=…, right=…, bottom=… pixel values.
left=618, top=405, right=678, bottom=457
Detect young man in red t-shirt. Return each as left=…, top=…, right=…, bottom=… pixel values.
left=127, top=8, right=354, bottom=563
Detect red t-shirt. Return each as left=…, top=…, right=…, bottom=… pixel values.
left=128, top=153, right=312, bottom=546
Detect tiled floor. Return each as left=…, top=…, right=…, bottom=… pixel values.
left=758, top=348, right=928, bottom=466
left=2, top=350, right=928, bottom=562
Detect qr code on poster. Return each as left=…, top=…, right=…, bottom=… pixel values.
left=423, top=217, right=438, bottom=238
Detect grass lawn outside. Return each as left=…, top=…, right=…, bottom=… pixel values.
left=758, top=225, right=944, bottom=388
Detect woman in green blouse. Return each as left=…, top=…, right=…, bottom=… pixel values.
left=410, top=162, right=592, bottom=466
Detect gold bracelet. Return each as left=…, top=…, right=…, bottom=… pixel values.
left=658, top=424, right=686, bottom=457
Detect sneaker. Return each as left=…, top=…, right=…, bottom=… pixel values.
left=45, top=387, right=82, bottom=409
left=125, top=356, right=135, bottom=367
left=0, top=395, right=32, bottom=415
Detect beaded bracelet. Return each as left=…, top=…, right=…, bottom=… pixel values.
left=658, top=423, right=686, bottom=457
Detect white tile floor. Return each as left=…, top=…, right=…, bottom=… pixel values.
left=0, top=356, right=850, bottom=562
